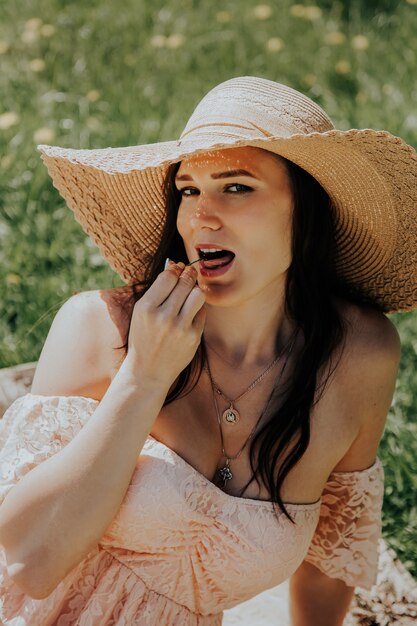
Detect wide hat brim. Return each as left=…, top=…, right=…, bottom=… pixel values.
left=38, top=127, right=417, bottom=313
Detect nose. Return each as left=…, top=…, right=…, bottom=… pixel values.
left=188, top=193, right=222, bottom=230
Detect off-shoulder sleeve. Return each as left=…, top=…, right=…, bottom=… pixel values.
left=304, top=457, right=384, bottom=591
left=0, top=392, right=100, bottom=505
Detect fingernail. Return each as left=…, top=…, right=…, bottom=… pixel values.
left=164, top=258, right=178, bottom=270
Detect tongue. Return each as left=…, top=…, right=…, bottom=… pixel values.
left=201, top=251, right=235, bottom=269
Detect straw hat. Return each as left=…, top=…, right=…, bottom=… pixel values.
left=37, top=76, right=417, bottom=313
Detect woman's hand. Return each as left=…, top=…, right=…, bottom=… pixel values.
left=123, top=261, right=206, bottom=388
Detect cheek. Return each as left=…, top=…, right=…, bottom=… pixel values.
left=277, top=215, right=293, bottom=268
left=272, top=196, right=293, bottom=243
left=176, top=207, right=190, bottom=239
left=279, top=212, right=293, bottom=245
left=254, top=207, right=293, bottom=249
left=256, top=209, right=292, bottom=271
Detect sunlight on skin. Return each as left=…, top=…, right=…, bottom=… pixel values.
left=175, top=146, right=294, bottom=309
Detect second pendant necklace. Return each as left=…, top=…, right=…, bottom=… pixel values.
left=204, top=331, right=296, bottom=425
left=204, top=330, right=298, bottom=489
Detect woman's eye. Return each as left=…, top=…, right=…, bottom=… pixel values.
left=225, top=183, right=252, bottom=193
left=179, top=187, right=197, bottom=196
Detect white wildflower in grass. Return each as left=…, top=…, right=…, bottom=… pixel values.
left=404, top=113, right=417, bottom=130
left=6, top=274, right=21, bottom=286
left=150, top=34, right=167, bottom=48
left=89, top=253, right=106, bottom=267
left=29, top=58, right=46, bottom=72
left=59, top=118, right=74, bottom=130
left=1, top=155, right=13, bottom=169
left=291, top=4, right=321, bottom=19
left=356, top=91, right=368, bottom=105
left=266, top=37, right=285, bottom=52
left=33, top=127, right=56, bottom=143
left=324, top=31, right=346, bottom=45
left=216, top=11, right=231, bottom=23
left=303, top=6, right=322, bottom=20
left=25, top=18, right=42, bottom=31
left=86, top=89, right=100, bottom=102
left=0, top=41, right=10, bottom=54
left=0, top=221, right=10, bottom=239
left=166, top=34, right=185, bottom=49
left=40, top=24, right=56, bottom=37
left=86, top=117, right=102, bottom=131
left=0, top=112, right=20, bottom=130
left=253, top=5, right=273, bottom=20
left=21, top=17, right=42, bottom=43
left=304, top=73, right=317, bottom=86
left=290, top=4, right=306, bottom=17
left=351, top=35, right=369, bottom=50
left=21, top=29, right=39, bottom=44
left=335, top=60, right=352, bottom=74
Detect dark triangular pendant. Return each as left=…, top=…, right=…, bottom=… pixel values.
left=219, top=463, right=233, bottom=487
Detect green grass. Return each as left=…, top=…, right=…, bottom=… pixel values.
left=1, top=0, right=416, bottom=578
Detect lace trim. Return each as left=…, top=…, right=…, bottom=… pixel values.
left=305, top=457, right=384, bottom=590
left=145, top=435, right=322, bottom=510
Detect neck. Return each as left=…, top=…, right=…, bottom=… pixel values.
left=202, top=284, right=297, bottom=370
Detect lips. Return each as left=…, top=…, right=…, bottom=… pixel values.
left=193, top=243, right=236, bottom=277
left=195, top=244, right=235, bottom=264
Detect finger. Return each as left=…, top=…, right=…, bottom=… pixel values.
left=164, top=258, right=185, bottom=272
left=140, top=262, right=185, bottom=308
left=160, top=265, right=199, bottom=316
left=165, top=260, right=186, bottom=275
left=178, top=284, right=206, bottom=326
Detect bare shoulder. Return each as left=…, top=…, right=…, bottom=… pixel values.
left=328, top=298, right=401, bottom=471
left=335, top=298, right=401, bottom=374
left=31, top=286, right=135, bottom=400
left=74, top=285, right=136, bottom=380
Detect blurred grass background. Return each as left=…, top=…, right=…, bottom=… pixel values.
left=0, top=0, right=416, bottom=577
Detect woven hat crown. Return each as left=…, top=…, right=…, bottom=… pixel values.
left=179, top=76, right=335, bottom=144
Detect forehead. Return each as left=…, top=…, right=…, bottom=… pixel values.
left=176, top=146, right=288, bottom=176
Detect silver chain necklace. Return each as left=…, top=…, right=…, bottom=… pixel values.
left=205, top=330, right=298, bottom=489
left=204, top=330, right=297, bottom=425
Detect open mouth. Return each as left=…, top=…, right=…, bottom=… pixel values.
left=198, top=248, right=236, bottom=270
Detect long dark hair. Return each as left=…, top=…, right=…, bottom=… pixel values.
left=114, top=152, right=383, bottom=524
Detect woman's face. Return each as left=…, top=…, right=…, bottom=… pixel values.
left=175, top=146, right=294, bottom=306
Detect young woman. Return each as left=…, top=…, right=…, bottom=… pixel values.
left=0, top=76, right=415, bottom=625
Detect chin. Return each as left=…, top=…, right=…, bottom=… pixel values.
left=197, top=280, right=251, bottom=307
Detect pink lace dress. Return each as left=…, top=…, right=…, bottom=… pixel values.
left=0, top=394, right=384, bottom=625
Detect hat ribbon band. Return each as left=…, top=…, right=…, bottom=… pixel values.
left=178, top=121, right=275, bottom=145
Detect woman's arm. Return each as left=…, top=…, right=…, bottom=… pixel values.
left=0, top=351, right=169, bottom=600
left=289, top=310, right=400, bottom=625
left=0, top=264, right=205, bottom=599
left=289, top=561, right=354, bottom=626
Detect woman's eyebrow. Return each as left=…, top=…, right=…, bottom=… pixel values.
left=175, top=169, right=258, bottom=182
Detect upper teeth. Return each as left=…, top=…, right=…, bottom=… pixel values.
left=199, top=248, right=223, bottom=253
